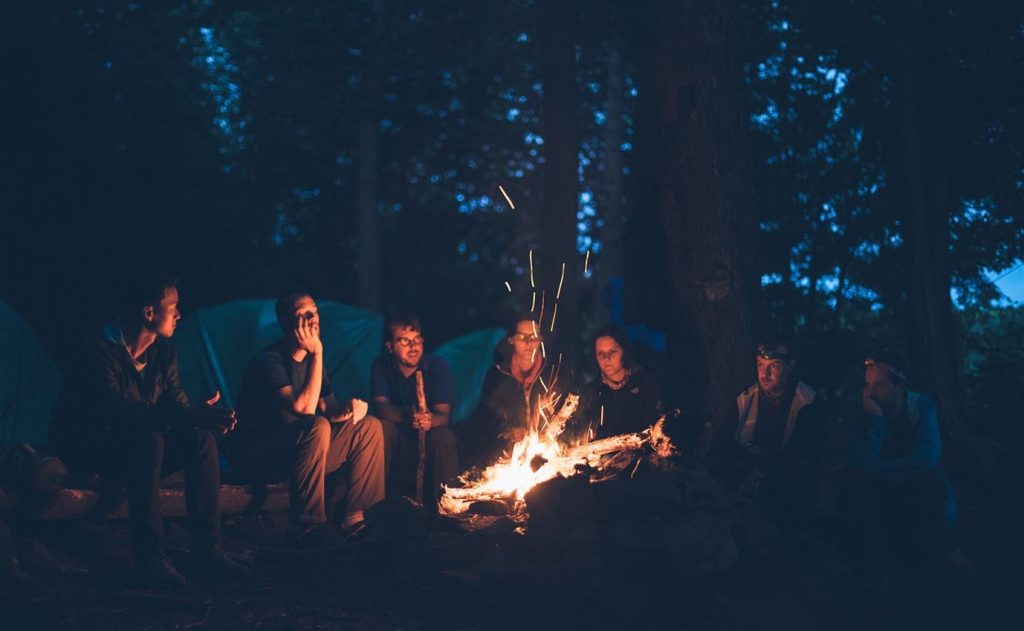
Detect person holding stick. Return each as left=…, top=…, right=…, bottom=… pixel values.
left=370, top=312, right=459, bottom=508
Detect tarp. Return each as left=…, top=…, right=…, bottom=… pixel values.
left=174, top=299, right=383, bottom=408
left=0, top=302, right=62, bottom=447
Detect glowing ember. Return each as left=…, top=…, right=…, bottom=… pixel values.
left=504, top=281, right=512, bottom=292
left=584, top=249, right=591, bottom=275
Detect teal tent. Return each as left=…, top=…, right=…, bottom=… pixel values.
left=174, top=299, right=383, bottom=408
left=175, top=299, right=504, bottom=423
left=0, top=302, right=62, bottom=447
left=434, top=327, right=506, bottom=423
left=0, top=299, right=504, bottom=447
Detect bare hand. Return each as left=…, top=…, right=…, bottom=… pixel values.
left=294, top=315, right=323, bottom=356
left=195, top=390, right=237, bottom=434
left=412, top=410, right=432, bottom=431
left=862, top=389, right=884, bottom=417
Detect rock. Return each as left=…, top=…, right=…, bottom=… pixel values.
left=467, top=500, right=510, bottom=516
left=614, top=510, right=739, bottom=580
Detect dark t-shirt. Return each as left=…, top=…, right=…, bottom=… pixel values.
left=752, top=387, right=794, bottom=454
left=234, top=340, right=334, bottom=446
left=369, top=353, right=454, bottom=411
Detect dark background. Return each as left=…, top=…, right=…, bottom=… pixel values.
left=1, top=0, right=1022, bottom=465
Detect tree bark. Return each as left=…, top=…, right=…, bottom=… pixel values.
left=893, top=2, right=971, bottom=465
left=535, top=0, right=580, bottom=333
left=653, top=0, right=759, bottom=459
left=352, top=0, right=386, bottom=310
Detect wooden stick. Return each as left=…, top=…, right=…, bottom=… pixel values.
left=415, top=370, right=428, bottom=505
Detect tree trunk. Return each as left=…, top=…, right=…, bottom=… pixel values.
left=535, top=0, right=580, bottom=342
left=893, top=3, right=971, bottom=466
left=653, top=0, right=759, bottom=459
left=352, top=0, right=386, bottom=311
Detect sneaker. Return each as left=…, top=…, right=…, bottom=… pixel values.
left=194, top=544, right=251, bottom=578
left=338, top=520, right=367, bottom=541
left=285, top=523, right=337, bottom=549
left=134, top=551, right=187, bottom=588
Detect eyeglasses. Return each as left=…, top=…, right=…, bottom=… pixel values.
left=864, top=358, right=907, bottom=381
left=393, top=336, right=424, bottom=348
left=512, top=333, right=542, bottom=344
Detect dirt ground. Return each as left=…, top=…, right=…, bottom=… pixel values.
left=1, top=477, right=1021, bottom=631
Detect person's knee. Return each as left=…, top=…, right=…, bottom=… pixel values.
left=427, top=426, right=457, bottom=453
left=357, top=415, right=385, bottom=446
left=136, top=431, right=166, bottom=458
left=183, top=427, right=218, bottom=456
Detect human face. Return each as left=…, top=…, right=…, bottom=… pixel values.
left=509, top=320, right=542, bottom=363
left=756, top=356, right=794, bottom=396
left=146, top=286, right=181, bottom=338
left=595, top=336, right=625, bottom=381
left=287, top=295, right=320, bottom=335
left=864, top=364, right=905, bottom=418
left=388, top=325, right=424, bottom=370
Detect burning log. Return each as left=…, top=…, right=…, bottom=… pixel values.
left=439, top=414, right=677, bottom=516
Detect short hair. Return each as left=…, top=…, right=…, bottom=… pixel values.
left=120, top=271, right=178, bottom=319
left=755, top=337, right=794, bottom=362
left=275, top=291, right=312, bottom=324
left=592, top=325, right=635, bottom=369
left=385, top=311, right=422, bottom=340
left=864, top=349, right=909, bottom=384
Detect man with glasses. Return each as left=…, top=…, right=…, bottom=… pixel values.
left=842, top=350, right=965, bottom=590
left=233, top=292, right=385, bottom=544
left=370, top=312, right=458, bottom=506
left=729, top=338, right=824, bottom=519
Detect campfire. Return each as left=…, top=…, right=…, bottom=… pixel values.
left=439, top=393, right=677, bottom=516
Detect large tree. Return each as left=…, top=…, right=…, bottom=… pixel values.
left=653, top=0, right=759, bottom=457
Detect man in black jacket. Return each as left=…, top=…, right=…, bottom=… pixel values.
left=49, top=274, right=244, bottom=587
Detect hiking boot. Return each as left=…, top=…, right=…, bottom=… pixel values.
left=338, top=519, right=367, bottom=541
left=134, top=551, right=186, bottom=588
left=194, top=544, right=251, bottom=578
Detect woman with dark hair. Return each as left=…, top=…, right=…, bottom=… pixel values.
left=460, top=313, right=546, bottom=466
left=572, top=326, right=662, bottom=441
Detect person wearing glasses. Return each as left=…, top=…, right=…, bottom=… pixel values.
left=460, top=313, right=547, bottom=467
left=841, top=350, right=966, bottom=590
left=233, top=292, right=385, bottom=545
left=730, top=338, right=824, bottom=519
left=369, top=312, right=458, bottom=506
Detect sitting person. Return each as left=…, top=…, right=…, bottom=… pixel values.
left=232, top=292, right=385, bottom=543
left=841, top=351, right=964, bottom=588
left=370, top=312, right=459, bottom=506
left=49, top=273, right=246, bottom=587
left=571, top=326, right=663, bottom=441
left=729, top=339, right=824, bottom=518
left=459, top=314, right=546, bottom=467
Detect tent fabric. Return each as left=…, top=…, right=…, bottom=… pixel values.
left=0, top=302, right=62, bottom=447
left=174, top=299, right=383, bottom=408
left=434, top=327, right=506, bottom=424
left=1, top=299, right=503, bottom=446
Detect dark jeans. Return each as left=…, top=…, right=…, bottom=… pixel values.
left=232, top=415, right=386, bottom=524
left=379, top=421, right=459, bottom=505
left=61, top=427, right=221, bottom=558
left=839, top=469, right=949, bottom=576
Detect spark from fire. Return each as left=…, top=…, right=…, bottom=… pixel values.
left=504, top=281, right=512, bottom=292
left=556, top=262, right=566, bottom=299
left=529, top=250, right=535, bottom=288
left=549, top=303, right=558, bottom=332
left=498, top=184, right=516, bottom=210
left=540, top=340, right=547, bottom=358
left=584, top=249, right=591, bottom=275
left=531, top=291, right=536, bottom=311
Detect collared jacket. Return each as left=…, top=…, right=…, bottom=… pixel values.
left=49, top=333, right=192, bottom=455
left=736, top=380, right=817, bottom=450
